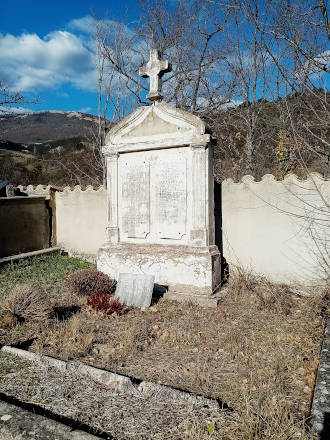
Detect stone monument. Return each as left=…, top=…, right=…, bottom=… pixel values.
left=98, top=50, right=221, bottom=305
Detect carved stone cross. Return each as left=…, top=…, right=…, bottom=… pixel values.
left=139, top=49, right=171, bottom=102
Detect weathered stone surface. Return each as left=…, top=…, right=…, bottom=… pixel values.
left=98, top=54, right=221, bottom=302
left=165, top=291, right=219, bottom=308
left=0, top=400, right=98, bottom=439
left=0, top=349, right=229, bottom=440
left=115, top=273, right=155, bottom=307
left=311, top=315, right=330, bottom=438
left=103, top=100, right=208, bottom=152
left=67, top=361, right=136, bottom=394
left=99, top=243, right=221, bottom=295
left=121, top=159, right=150, bottom=238
left=0, top=345, right=221, bottom=414
left=137, top=381, right=219, bottom=410
left=1, top=346, right=67, bottom=371
left=139, top=49, right=171, bottom=101
left=98, top=102, right=221, bottom=298
left=153, top=157, right=186, bottom=239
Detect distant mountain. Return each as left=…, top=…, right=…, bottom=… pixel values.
left=0, top=110, right=110, bottom=186
left=0, top=111, right=101, bottom=144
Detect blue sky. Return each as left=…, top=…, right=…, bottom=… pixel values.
left=0, top=0, right=140, bottom=115
left=1, top=1, right=329, bottom=116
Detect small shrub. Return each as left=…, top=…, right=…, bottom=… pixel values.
left=6, top=284, right=52, bottom=321
left=87, top=292, right=123, bottom=315
left=66, top=269, right=116, bottom=297
left=230, top=267, right=293, bottom=314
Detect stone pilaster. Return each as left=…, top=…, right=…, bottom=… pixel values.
left=190, top=143, right=209, bottom=246
left=105, top=153, right=119, bottom=244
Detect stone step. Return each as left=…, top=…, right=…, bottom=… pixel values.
left=164, top=291, right=219, bottom=307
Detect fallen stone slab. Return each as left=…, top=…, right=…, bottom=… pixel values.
left=67, top=362, right=136, bottom=394
left=0, top=350, right=234, bottom=439
left=115, top=273, right=155, bottom=308
left=165, top=291, right=219, bottom=307
left=0, top=399, right=101, bottom=440
left=311, top=315, right=330, bottom=438
left=1, top=346, right=67, bottom=372
left=137, top=381, right=220, bottom=411
left=1, top=345, right=220, bottom=409
left=0, top=247, right=60, bottom=265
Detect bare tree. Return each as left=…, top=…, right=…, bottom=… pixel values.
left=0, top=79, right=38, bottom=114
left=96, top=0, right=234, bottom=115
left=206, top=0, right=329, bottom=180
left=0, top=81, right=25, bottom=111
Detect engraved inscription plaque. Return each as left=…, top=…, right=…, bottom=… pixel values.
left=116, top=273, right=155, bottom=307
left=121, top=159, right=150, bottom=238
left=153, top=157, right=186, bottom=239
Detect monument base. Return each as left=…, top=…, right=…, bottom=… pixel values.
left=164, top=291, right=219, bottom=308
left=97, top=242, right=221, bottom=297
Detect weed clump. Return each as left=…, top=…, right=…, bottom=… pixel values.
left=66, top=269, right=116, bottom=297
left=6, top=284, right=52, bottom=321
left=230, top=267, right=294, bottom=314
left=87, top=291, right=123, bottom=315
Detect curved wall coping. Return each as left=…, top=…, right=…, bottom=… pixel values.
left=14, top=173, right=329, bottom=193
left=15, top=184, right=105, bottom=193
left=222, top=172, right=328, bottom=186
left=56, top=185, right=106, bottom=195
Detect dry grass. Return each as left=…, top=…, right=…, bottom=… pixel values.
left=5, top=284, right=52, bottom=321
left=0, top=268, right=327, bottom=439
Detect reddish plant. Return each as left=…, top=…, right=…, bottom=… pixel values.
left=107, top=297, right=123, bottom=315
left=87, top=292, right=123, bottom=315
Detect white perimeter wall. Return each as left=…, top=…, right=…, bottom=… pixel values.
left=55, top=174, right=329, bottom=284
left=222, top=173, right=329, bottom=285
left=55, top=186, right=107, bottom=261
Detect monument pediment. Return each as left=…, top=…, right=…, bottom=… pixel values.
left=104, top=101, right=208, bottom=153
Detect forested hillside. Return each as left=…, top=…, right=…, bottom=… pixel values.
left=0, top=91, right=329, bottom=186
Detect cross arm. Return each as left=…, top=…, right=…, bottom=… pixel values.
left=158, top=60, right=171, bottom=77
left=139, top=66, right=148, bottom=77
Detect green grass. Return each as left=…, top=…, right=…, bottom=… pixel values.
left=0, top=253, right=96, bottom=300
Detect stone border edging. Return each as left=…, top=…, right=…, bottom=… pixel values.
left=0, top=399, right=101, bottom=439
left=0, top=346, right=220, bottom=410
left=0, top=247, right=61, bottom=264
left=311, top=315, right=330, bottom=437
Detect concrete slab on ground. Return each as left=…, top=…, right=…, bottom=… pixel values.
left=0, top=400, right=101, bottom=440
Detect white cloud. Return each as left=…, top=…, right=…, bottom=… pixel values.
left=68, top=16, right=97, bottom=34
left=0, top=15, right=147, bottom=101
left=0, top=28, right=97, bottom=92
